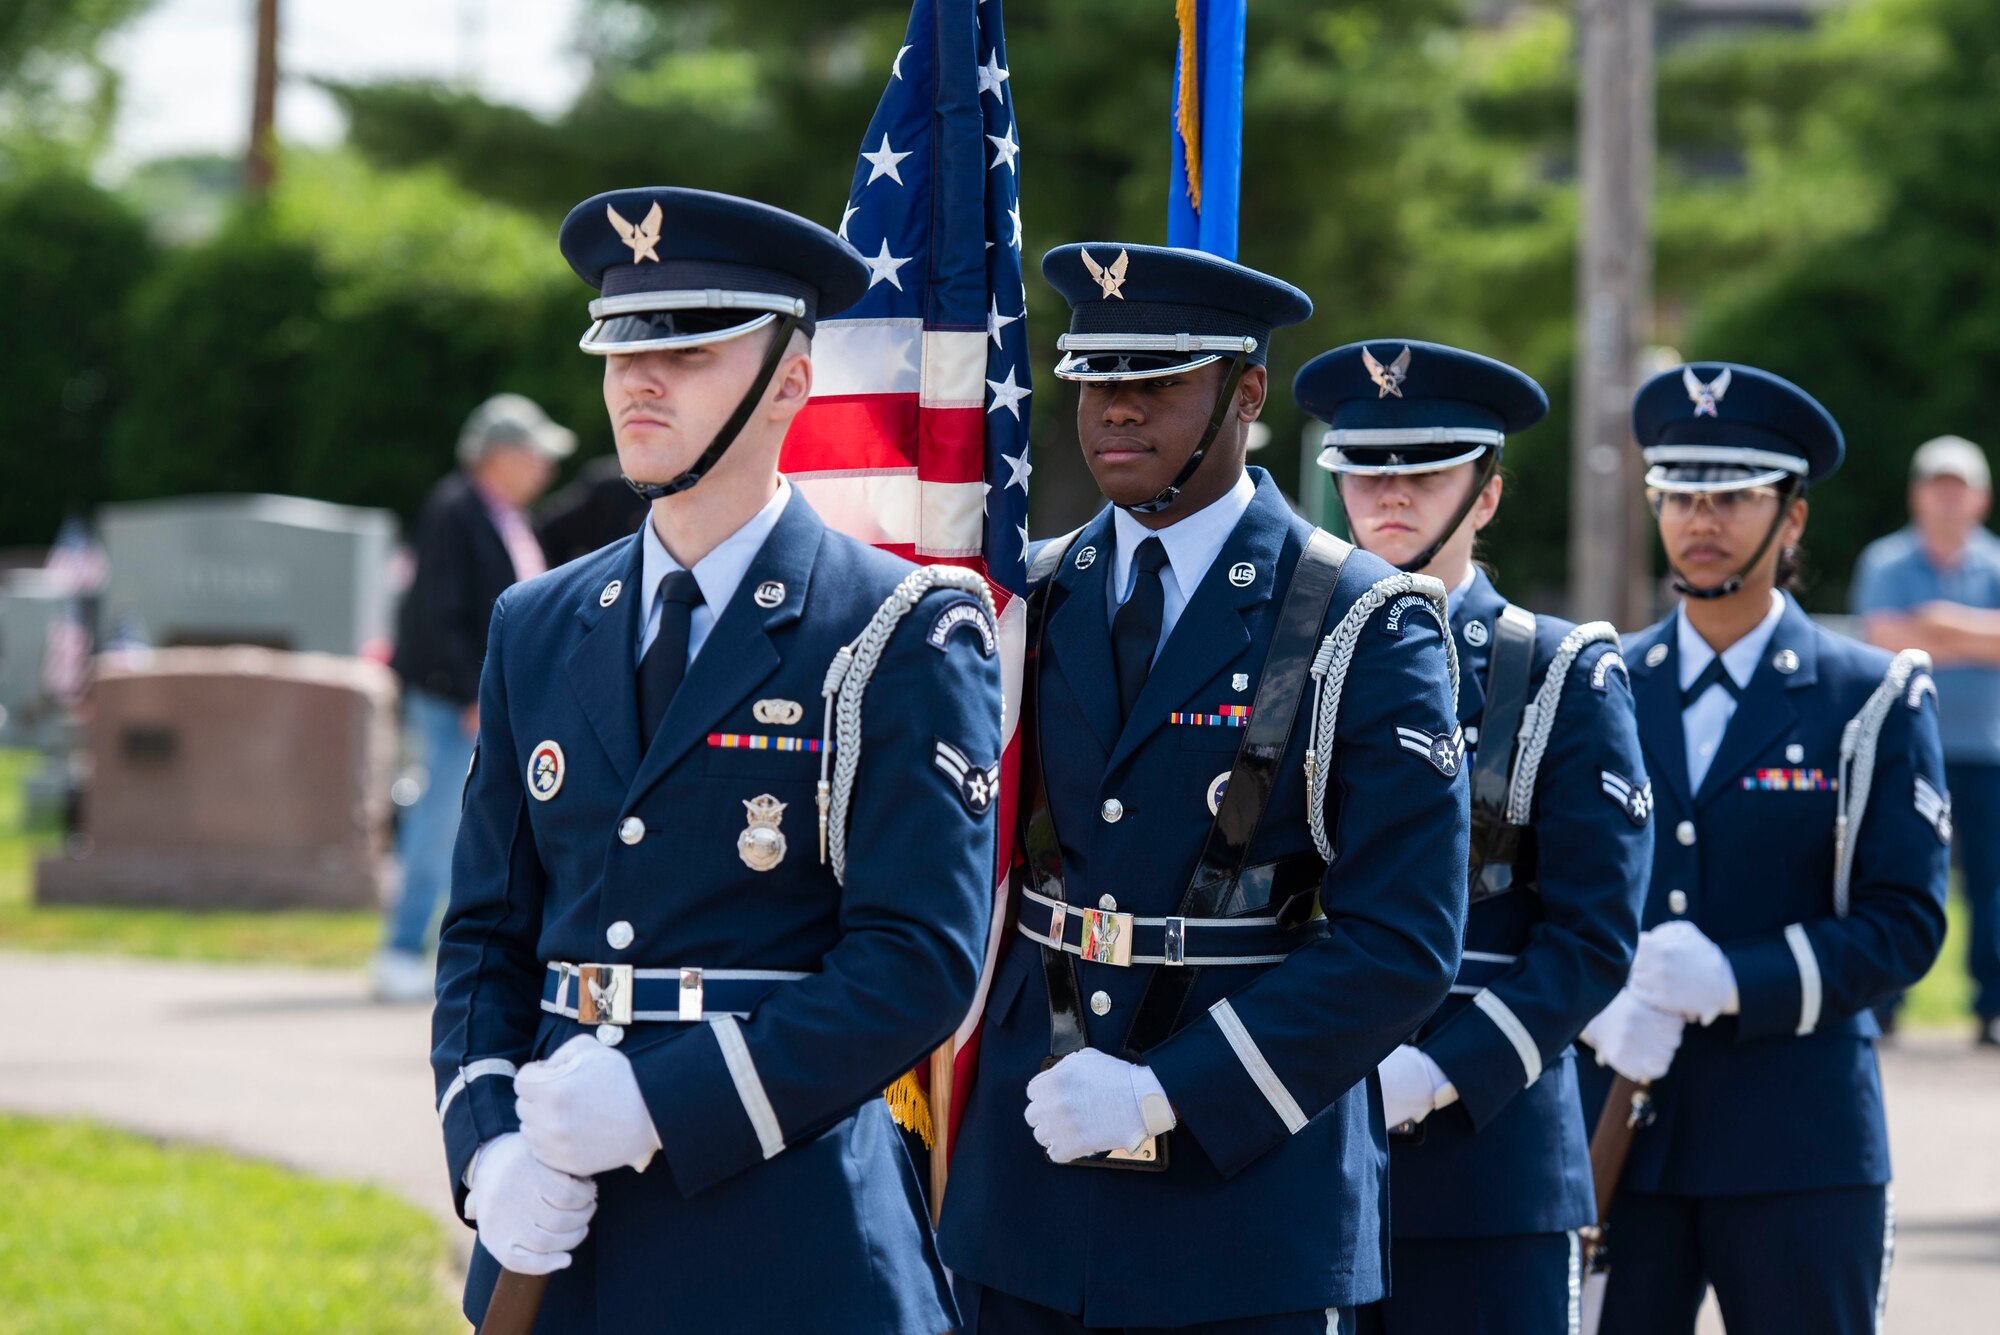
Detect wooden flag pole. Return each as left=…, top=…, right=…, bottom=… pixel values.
left=928, top=1041, right=955, bottom=1226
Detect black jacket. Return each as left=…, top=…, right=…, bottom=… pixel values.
left=536, top=454, right=649, bottom=567
left=391, top=473, right=531, bottom=706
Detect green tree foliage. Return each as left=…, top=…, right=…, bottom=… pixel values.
left=0, top=172, right=154, bottom=537
left=0, top=0, right=153, bottom=172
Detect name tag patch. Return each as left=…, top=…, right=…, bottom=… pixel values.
left=1739, top=768, right=1835, bottom=792
left=1171, top=704, right=1252, bottom=727
left=926, top=598, right=998, bottom=657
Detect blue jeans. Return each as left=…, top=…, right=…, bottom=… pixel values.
left=384, top=686, right=477, bottom=956
left=1948, top=761, right=2000, bottom=1020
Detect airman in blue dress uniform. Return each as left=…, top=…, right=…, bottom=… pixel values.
left=938, top=245, right=1470, bottom=1333
left=1298, top=341, right=1653, bottom=1335
left=429, top=186, right=1002, bottom=1333
left=1579, top=363, right=1950, bottom=1333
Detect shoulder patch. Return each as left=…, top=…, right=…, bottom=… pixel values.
left=1600, top=769, right=1652, bottom=825
left=1906, top=671, right=1937, bottom=711
left=1395, top=723, right=1464, bottom=777
left=1914, top=774, right=1952, bottom=845
left=1590, top=650, right=1630, bottom=693
left=925, top=596, right=998, bottom=657
left=933, top=738, right=1000, bottom=815
left=1382, top=593, right=1435, bottom=637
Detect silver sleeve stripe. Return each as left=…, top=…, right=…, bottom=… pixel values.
left=437, top=1058, right=518, bottom=1124
left=934, top=740, right=971, bottom=780
left=711, top=1016, right=785, bottom=1160
left=1461, top=950, right=1518, bottom=964
left=1784, top=922, right=1823, bottom=1036
left=1210, top=997, right=1308, bottom=1134
left=1601, top=771, right=1633, bottom=797
left=1472, top=989, right=1543, bottom=1087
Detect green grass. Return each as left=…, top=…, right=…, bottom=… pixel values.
left=0, top=1114, right=462, bottom=1334
left=1900, top=883, right=1975, bottom=1029
left=0, top=750, right=379, bottom=968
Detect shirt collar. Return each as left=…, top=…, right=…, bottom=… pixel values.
left=1676, top=588, right=1786, bottom=692
left=1444, top=566, right=1477, bottom=619
left=639, top=478, right=792, bottom=616
left=1110, top=470, right=1257, bottom=600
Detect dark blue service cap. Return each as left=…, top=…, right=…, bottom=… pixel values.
left=1041, top=242, right=1311, bottom=381
left=558, top=186, right=869, bottom=353
left=1632, top=362, right=1844, bottom=490
left=1295, top=339, right=1547, bottom=475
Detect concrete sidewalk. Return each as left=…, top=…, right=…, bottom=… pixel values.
left=1, top=950, right=1996, bottom=1329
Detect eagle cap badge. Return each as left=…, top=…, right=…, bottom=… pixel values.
left=607, top=201, right=664, bottom=264
left=1682, top=366, right=1732, bottom=418
left=1363, top=345, right=1413, bottom=399
left=1080, top=247, right=1130, bottom=300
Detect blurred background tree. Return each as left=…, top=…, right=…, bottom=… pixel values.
left=4, top=0, right=1998, bottom=612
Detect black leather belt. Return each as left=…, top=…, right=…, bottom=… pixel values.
left=1467, top=603, right=1537, bottom=903
left=1017, top=883, right=1327, bottom=966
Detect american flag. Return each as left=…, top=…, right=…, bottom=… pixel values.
left=781, top=0, right=1029, bottom=1155
left=40, top=516, right=108, bottom=705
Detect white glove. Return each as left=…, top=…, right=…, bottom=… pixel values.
left=1378, top=1044, right=1457, bottom=1129
left=515, top=1034, right=662, bottom=1178
left=464, top=1132, right=597, bottom=1275
left=1628, top=921, right=1740, bottom=1026
left=1023, top=1049, right=1177, bottom=1163
left=1580, top=988, right=1684, bottom=1082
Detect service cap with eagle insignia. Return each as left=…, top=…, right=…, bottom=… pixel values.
left=1042, top=242, right=1311, bottom=383
left=559, top=186, right=869, bottom=355
left=1631, top=361, right=1843, bottom=494
left=1296, top=339, right=1548, bottom=479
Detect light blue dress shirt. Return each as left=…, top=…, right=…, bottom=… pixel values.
left=1106, top=470, right=1257, bottom=662
left=1676, top=590, right=1785, bottom=790
left=636, top=479, right=793, bottom=666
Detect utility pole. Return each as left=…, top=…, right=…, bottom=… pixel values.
left=246, top=0, right=280, bottom=196
left=1569, top=0, right=1655, bottom=626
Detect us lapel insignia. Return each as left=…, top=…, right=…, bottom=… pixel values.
left=1463, top=620, right=1489, bottom=647
left=738, top=794, right=788, bottom=871
left=1075, top=545, right=1098, bottom=570
left=527, top=741, right=566, bottom=801
left=753, top=580, right=786, bottom=609
left=1645, top=643, right=1669, bottom=668
left=753, top=699, right=804, bottom=726
left=600, top=580, right=622, bottom=607
left=1228, top=562, right=1255, bottom=587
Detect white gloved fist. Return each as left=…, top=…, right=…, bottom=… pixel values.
left=1628, top=920, right=1740, bottom=1026
left=515, top=1034, right=662, bottom=1178
left=1580, top=988, right=1684, bottom=1082
left=1378, top=1044, right=1456, bottom=1129
left=1024, top=1049, right=1177, bottom=1164
left=465, top=1131, right=597, bottom=1276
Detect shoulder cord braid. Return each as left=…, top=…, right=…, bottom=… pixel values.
left=816, top=565, right=999, bottom=886
left=1306, top=573, right=1458, bottom=864
left=1503, top=622, right=1621, bottom=823
left=1833, top=648, right=1933, bottom=919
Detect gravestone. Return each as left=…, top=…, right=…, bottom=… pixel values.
left=96, top=494, right=398, bottom=657
left=35, top=647, right=398, bottom=910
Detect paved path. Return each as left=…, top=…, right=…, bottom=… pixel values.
left=2, top=951, right=1996, bottom=1330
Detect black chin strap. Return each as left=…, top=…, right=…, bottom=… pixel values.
left=1389, top=447, right=1504, bottom=574
left=622, top=313, right=802, bottom=501
left=1668, top=478, right=1801, bottom=600
left=1119, top=353, right=1251, bottom=516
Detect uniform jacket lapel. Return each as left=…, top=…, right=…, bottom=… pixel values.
left=1453, top=570, right=1508, bottom=735
left=1627, top=615, right=1691, bottom=813
left=566, top=534, right=648, bottom=784
left=1105, top=475, right=1289, bottom=777
left=1041, top=507, right=1122, bottom=757
left=1694, top=595, right=1817, bottom=809
left=628, top=493, right=821, bottom=805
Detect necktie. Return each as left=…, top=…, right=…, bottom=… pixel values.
left=1681, top=656, right=1741, bottom=709
left=638, top=570, right=704, bottom=739
left=1112, top=537, right=1169, bottom=723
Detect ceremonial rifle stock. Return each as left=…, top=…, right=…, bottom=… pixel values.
left=1579, top=1076, right=1652, bottom=1335
left=929, top=1040, right=955, bottom=1226
left=478, top=1268, right=548, bottom=1335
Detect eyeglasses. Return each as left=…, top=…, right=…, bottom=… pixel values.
left=1644, top=486, right=1780, bottom=519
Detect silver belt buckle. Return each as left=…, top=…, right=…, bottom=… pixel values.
left=1162, top=916, right=1187, bottom=966
left=575, top=963, right=634, bottom=1025
left=678, top=967, right=705, bottom=1021
left=1079, top=908, right=1135, bottom=967
left=1105, top=1135, right=1160, bottom=1164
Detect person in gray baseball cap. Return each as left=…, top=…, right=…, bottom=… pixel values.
left=374, top=393, right=575, bottom=1002
left=1852, top=434, right=2000, bottom=1043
